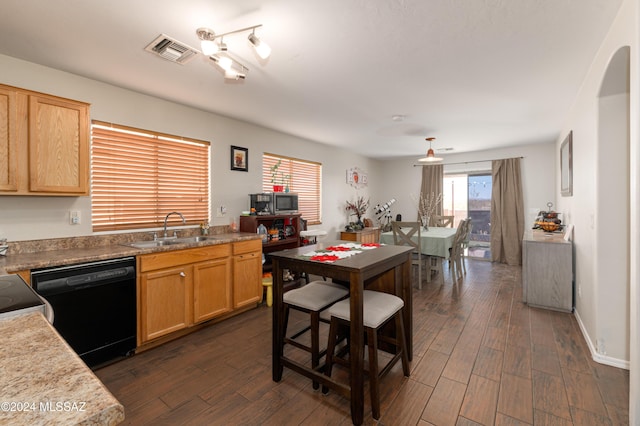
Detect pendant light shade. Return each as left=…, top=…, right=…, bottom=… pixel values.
left=418, top=137, right=443, bottom=162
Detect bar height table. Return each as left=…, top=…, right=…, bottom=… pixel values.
left=270, top=242, right=413, bottom=425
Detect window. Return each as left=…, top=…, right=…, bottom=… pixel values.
left=443, top=172, right=492, bottom=259
left=262, top=153, right=322, bottom=224
left=91, top=121, right=210, bottom=232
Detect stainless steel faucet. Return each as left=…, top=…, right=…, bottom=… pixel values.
left=163, top=211, right=186, bottom=238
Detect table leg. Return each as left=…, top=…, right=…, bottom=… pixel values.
left=349, top=272, right=365, bottom=425
left=272, top=258, right=284, bottom=382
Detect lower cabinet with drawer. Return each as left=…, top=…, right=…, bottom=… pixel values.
left=137, top=240, right=261, bottom=346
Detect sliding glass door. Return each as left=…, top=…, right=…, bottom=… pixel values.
left=442, top=172, right=492, bottom=259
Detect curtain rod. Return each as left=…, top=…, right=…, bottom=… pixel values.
left=412, top=156, right=524, bottom=167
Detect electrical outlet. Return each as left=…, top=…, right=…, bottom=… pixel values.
left=216, top=205, right=227, bottom=217
left=578, top=285, right=582, bottom=298
left=69, top=210, right=81, bottom=225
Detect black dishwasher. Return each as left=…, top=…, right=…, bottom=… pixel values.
left=31, top=257, right=136, bottom=369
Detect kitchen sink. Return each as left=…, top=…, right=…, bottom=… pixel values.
left=127, top=235, right=220, bottom=249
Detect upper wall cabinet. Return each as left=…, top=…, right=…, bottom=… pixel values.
left=0, top=83, right=90, bottom=196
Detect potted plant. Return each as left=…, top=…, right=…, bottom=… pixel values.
left=346, top=196, right=370, bottom=230
left=270, top=160, right=284, bottom=192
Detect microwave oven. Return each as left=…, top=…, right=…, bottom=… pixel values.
left=272, top=192, right=298, bottom=214
left=250, top=193, right=299, bottom=215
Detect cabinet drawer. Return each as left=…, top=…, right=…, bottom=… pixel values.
left=233, top=239, right=262, bottom=255
left=139, top=244, right=231, bottom=272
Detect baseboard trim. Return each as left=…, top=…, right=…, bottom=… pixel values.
left=574, top=309, right=630, bottom=370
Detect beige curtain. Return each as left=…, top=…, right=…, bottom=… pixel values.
left=420, top=164, right=443, bottom=225
left=490, top=158, right=524, bottom=265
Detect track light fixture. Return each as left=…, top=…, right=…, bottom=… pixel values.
left=418, top=137, right=443, bottom=163
left=195, top=24, right=269, bottom=81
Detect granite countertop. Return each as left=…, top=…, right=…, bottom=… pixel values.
left=0, top=312, right=124, bottom=425
left=0, top=232, right=262, bottom=275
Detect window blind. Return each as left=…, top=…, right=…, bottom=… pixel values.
left=91, top=121, right=210, bottom=232
left=262, top=153, right=322, bottom=224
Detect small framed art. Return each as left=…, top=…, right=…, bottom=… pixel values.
left=231, top=146, right=248, bottom=172
left=560, top=131, right=572, bottom=196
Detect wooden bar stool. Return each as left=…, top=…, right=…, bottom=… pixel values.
left=323, top=290, right=410, bottom=420
left=282, top=281, right=349, bottom=388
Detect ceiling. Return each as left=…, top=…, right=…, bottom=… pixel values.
left=0, top=0, right=623, bottom=159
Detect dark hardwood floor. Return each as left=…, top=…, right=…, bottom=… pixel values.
left=95, top=260, right=629, bottom=425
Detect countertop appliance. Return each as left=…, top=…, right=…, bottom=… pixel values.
left=250, top=192, right=299, bottom=215
left=0, top=274, right=51, bottom=321
left=31, top=257, right=136, bottom=369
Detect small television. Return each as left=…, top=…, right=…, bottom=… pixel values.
left=272, top=192, right=298, bottom=214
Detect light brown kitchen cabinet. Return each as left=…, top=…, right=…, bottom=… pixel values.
left=232, top=240, right=263, bottom=309
left=140, top=265, right=191, bottom=342
left=193, top=257, right=232, bottom=323
left=0, top=83, right=90, bottom=196
left=0, top=87, right=18, bottom=191
left=138, top=241, right=261, bottom=345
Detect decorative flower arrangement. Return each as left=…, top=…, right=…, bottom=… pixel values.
left=411, top=192, right=442, bottom=229
left=345, top=196, right=370, bottom=229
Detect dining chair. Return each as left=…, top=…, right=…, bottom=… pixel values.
left=450, top=219, right=469, bottom=280
left=391, top=221, right=426, bottom=289
left=433, top=215, right=454, bottom=227
left=322, top=290, right=410, bottom=420
left=282, top=280, right=349, bottom=389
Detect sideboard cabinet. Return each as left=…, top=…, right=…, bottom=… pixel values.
left=340, top=227, right=381, bottom=244
left=522, top=230, right=573, bottom=312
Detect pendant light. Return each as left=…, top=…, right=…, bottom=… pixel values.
left=418, top=137, right=443, bottom=162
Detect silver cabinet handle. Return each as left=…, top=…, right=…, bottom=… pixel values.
left=179, top=272, right=186, bottom=277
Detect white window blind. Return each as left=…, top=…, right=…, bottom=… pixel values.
left=91, top=121, right=210, bottom=232
left=262, top=153, right=322, bottom=224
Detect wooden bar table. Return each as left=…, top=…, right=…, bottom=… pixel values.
left=270, top=242, right=413, bottom=425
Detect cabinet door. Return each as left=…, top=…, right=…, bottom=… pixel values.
left=140, top=266, right=191, bottom=343
left=233, top=251, right=262, bottom=309
left=28, top=94, right=89, bottom=194
left=0, top=87, right=17, bottom=191
left=193, top=258, right=232, bottom=323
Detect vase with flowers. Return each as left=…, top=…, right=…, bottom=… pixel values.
left=345, top=196, right=370, bottom=230
left=411, top=192, right=442, bottom=230
left=270, top=160, right=284, bottom=192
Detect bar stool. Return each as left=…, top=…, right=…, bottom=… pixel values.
left=323, top=290, right=410, bottom=420
left=282, top=281, right=349, bottom=388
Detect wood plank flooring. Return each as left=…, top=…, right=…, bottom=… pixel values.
left=95, top=260, right=630, bottom=425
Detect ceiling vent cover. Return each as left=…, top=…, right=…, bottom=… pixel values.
left=144, top=34, right=198, bottom=64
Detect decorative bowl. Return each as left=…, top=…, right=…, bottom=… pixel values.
left=540, top=222, right=559, bottom=232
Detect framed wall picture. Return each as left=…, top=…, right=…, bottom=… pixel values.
left=231, top=146, right=248, bottom=172
left=560, top=131, right=573, bottom=196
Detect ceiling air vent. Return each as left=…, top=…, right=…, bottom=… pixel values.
left=144, top=34, right=198, bottom=64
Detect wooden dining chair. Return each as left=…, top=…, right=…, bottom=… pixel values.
left=450, top=219, right=469, bottom=280
left=433, top=215, right=454, bottom=227
left=391, top=221, right=426, bottom=289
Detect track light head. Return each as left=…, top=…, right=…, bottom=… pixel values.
left=248, top=32, right=271, bottom=59
left=196, top=27, right=218, bottom=56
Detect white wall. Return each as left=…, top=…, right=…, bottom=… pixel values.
left=0, top=54, right=381, bottom=241
left=375, top=143, right=555, bottom=227
left=555, top=0, right=637, bottom=421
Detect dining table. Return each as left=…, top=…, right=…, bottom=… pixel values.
left=380, top=226, right=457, bottom=259
left=270, top=241, right=414, bottom=426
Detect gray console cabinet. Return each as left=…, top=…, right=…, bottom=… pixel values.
left=522, top=230, right=573, bottom=312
